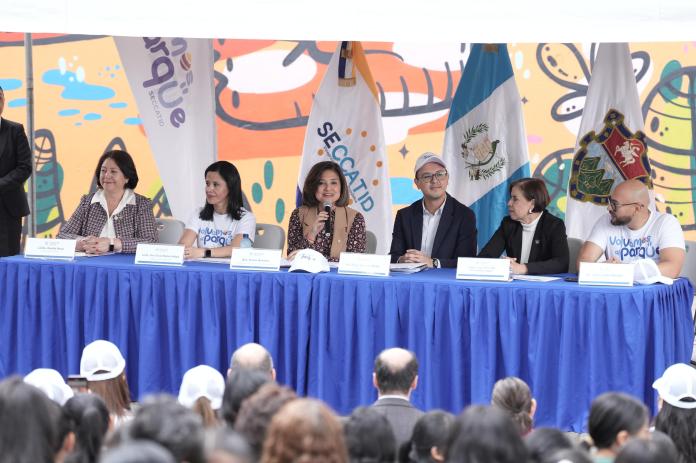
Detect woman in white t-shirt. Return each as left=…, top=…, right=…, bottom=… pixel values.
left=179, top=161, right=256, bottom=259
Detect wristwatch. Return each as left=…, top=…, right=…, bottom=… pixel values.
left=204, top=249, right=212, bottom=258
left=108, top=238, right=115, bottom=252
left=432, top=257, right=440, bottom=268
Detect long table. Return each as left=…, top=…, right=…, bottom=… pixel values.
left=0, top=254, right=693, bottom=431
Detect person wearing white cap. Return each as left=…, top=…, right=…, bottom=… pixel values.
left=653, top=363, right=696, bottom=463
left=390, top=152, right=477, bottom=268
left=23, top=368, right=74, bottom=406
left=577, top=179, right=685, bottom=279
left=80, top=339, right=133, bottom=424
left=179, top=365, right=226, bottom=428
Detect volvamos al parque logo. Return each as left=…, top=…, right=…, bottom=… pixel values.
left=140, top=37, right=194, bottom=128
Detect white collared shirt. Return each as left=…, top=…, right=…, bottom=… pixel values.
left=420, top=197, right=446, bottom=257
left=520, top=212, right=542, bottom=264
left=91, top=188, right=136, bottom=238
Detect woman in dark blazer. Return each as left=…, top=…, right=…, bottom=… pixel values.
left=478, top=178, right=568, bottom=275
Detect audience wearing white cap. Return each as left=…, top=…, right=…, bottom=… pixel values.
left=80, top=339, right=133, bottom=423
left=179, top=365, right=225, bottom=428
left=23, top=368, right=74, bottom=406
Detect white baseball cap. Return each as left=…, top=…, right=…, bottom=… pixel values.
left=652, top=363, right=696, bottom=409
left=80, top=340, right=126, bottom=381
left=23, top=368, right=74, bottom=405
left=178, top=365, right=225, bottom=410
left=289, top=249, right=330, bottom=273
left=414, top=152, right=447, bottom=177
left=633, top=259, right=674, bottom=285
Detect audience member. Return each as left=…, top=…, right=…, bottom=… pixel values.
left=525, top=427, right=574, bottom=463
left=204, top=428, right=252, bottom=463
left=546, top=448, right=593, bottom=463
left=24, top=368, right=74, bottom=406
left=261, top=398, right=348, bottom=463
left=62, top=393, right=110, bottom=463
left=653, top=363, right=696, bottom=463
left=80, top=339, right=133, bottom=424
left=587, top=392, right=649, bottom=462
left=371, top=347, right=423, bottom=447
left=228, top=342, right=276, bottom=380
left=234, top=382, right=297, bottom=459
left=129, top=394, right=205, bottom=463
left=178, top=365, right=225, bottom=428
left=407, top=410, right=454, bottom=463
left=614, top=430, right=679, bottom=463
left=491, top=376, right=536, bottom=435
left=343, top=406, right=397, bottom=463
left=221, top=369, right=270, bottom=427
left=444, top=405, right=528, bottom=463
left=100, top=440, right=176, bottom=463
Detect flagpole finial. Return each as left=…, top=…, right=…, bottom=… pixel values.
left=483, top=44, right=499, bottom=53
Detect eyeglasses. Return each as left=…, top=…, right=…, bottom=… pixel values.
left=417, top=170, right=448, bottom=183
left=608, top=199, right=640, bottom=211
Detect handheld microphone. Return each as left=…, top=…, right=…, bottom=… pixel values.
left=323, top=201, right=332, bottom=234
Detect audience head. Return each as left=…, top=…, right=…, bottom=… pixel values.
left=301, top=161, right=350, bottom=208
left=343, top=406, right=396, bottom=463
left=204, top=428, right=252, bottom=463
left=652, top=363, right=696, bottom=463
left=63, top=393, right=110, bottom=463
left=261, top=398, right=347, bottom=463
left=587, top=392, right=649, bottom=455
left=608, top=179, right=650, bottom=227
left=94, top=150, right=139, bottom=190
left=221, top=369, right=270, bottom=428
left=234, top=382, right=297, bottom=459
left=615, top=430, right=679, bottom=463
left=228, top=342, right=276, bottom=380
left=508, top=178, right=550, bottom=221
left=408, top=410, right=454, bottom=463
left=24, top=368, right=74, bottom=406
left=544, top=448, right=592, bottom=463
left=178, top=365, right=225, bottom=428
left=491, top=376, right=536, bottom=435
left=129, top=394, right=205, bottom=463
left=0, top=376, right=60, bottom=463
left=80, top=339, right=131, bottom=418
left=445, top=405, right=527, bottom=463
left=201, top=160, right=244, bottom=221
left=373, top=347, right=419, bottom=397
left=100, top=440, right=176, bottom=463
left=524, top=427, right=574, bottom=463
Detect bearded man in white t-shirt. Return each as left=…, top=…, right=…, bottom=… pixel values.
left=577, top=179, right=686, bottom=278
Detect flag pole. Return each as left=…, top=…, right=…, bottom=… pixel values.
left=24, top=33, right=36, bottom=237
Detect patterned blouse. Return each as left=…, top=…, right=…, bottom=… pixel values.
left=287, top=207, right=367, bottom=261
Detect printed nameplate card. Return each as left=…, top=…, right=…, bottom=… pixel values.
left=578, top=262, right=634, bottom=287
left=135, top=244, right=184, bottom=266
left=456, top=257, right=511, bottom=281
left=230, top=248, right=282, bottom=272
left=338, top=252, right=390, bottom=277
left=24, top=238, right=76, bottom=261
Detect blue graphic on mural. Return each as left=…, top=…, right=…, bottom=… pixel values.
left=58, top=109, right=80, bottom=116
left=42, top=69, right=115, bottom=100
left=124, top=117, right=142, bottom=125
left=390, top=177, right=422, bottom=205
left=0, top=78, right=22, bottom=91
left=109, top=102, right=128, bottom=108
left=8, top=98, right=26, bottom=107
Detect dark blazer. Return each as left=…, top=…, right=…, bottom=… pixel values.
left=0, top=118, right=32, bottom=218
left=371, top=397, right=424, bottom=448
left=478, top=210, right=569, bottom=275
left=389, top=194, right=477, bottom=268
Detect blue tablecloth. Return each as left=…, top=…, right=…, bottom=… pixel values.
left=0, top=254, right=693, bottom=431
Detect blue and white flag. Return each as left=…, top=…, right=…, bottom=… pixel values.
left=299, top=41, right=392, bottom=254
left=442, top=44, right=530, bottom=250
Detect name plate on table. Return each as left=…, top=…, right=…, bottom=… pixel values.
left=456, top=257, right=511, bottom=281
left=24, top=238, right=76, bottom=261
left=338, top=252, right=390, bottom=277
left=578, top=262, right=634, bottom=287
left=230, top=248, right=282, bottom=272
left=135, top=244, right=184, bottom=266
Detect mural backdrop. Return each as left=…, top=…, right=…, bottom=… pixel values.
left=1, top=34, right=695, bottom=242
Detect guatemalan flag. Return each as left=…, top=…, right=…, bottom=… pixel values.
left=298, top=41, right=392, bottom=254
left=442, top=44, right=530, bottom=250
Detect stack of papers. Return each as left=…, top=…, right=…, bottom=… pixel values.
left=390, top=263, right=427, bottom=274
left=511, top=274, right=561, bottom=282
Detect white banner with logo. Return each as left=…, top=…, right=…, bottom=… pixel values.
left=115, top=37, right=216, bottom=221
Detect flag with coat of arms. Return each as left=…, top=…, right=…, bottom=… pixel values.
left=298, top=41, right=392, bottom=254
left=565, top=43, right=654, bottom=240
left=442, top=43, right=530, bottom=250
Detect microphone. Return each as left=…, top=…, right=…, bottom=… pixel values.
left=323, top=201, right=332, bottom=234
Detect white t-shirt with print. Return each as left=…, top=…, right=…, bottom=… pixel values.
left=186, top=207, right=256, bottom=248
left=587, top=210, right=685, bottom=263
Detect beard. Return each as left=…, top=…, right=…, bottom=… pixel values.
left=610, top=214, right=631, bottom=226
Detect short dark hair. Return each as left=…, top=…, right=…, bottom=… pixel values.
left=95, top=150, right=139, bottom=189
left=588, top=392, right=648, bottom=450
left=101, top=440, right=176, bottom=463
left=63, top=393, right=110, bottom=463
left=199, top=161, right=244, bottom=221
left=524, top=427, right=573, bottom=463
left=654, top=401, right=696, bottom=463
left=615, top=432, right=679, bottom=463
left=409, top=410, right=455, bottom=463
left=509, top=178, right=550, bottom=212
left=374, top=350, right=418, bottom=395
left=301, top=161, right=350, bottom=208
left=343, top=406, right=396, bottom=463
left=221, top=369, right=270, bottom=428
left=545, top=448, right=592, bottom=463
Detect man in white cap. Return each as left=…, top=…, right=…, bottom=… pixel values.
left=390, top=152, right=477, bottom=268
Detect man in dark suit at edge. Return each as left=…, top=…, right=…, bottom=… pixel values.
left=390, top=152, right=477, bottom=268
left=0, top=86, right=32, bottom=256
left=370, top=347, right=424, bottom=448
